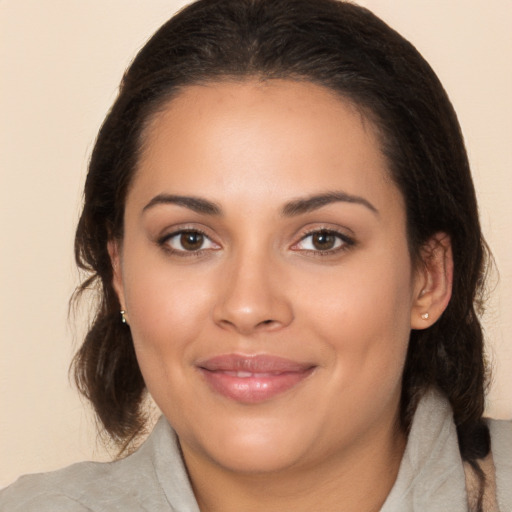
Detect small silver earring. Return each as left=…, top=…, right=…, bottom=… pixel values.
left=120, top=310, right=128, bottom=324
left=421, top=312, right=429, bottom=320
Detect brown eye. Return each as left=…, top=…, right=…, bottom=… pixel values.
left=162, top=230, right=218, bottom=253
left=180, top=231, right=204, bottom=251
left=293, top=229, right=352, bottom=254
left=311, top=231, right=337, bottom=250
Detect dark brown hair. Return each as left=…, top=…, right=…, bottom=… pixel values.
left=73, top=0, right=490, bottom=476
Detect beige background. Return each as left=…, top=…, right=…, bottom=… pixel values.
left=1, top=0, right=511, bottom=488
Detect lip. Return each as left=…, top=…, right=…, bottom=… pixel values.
left=196, top=354, right=316, bottom=404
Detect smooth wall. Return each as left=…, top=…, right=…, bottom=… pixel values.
left=1, top=0, right=511, bottom=487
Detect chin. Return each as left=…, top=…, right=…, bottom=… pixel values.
left=209, top=440, right=305, bottom=474
left=188, top=416, right=317, bottom=474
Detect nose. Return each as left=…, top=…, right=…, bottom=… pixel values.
left=213, top=250, right=294, bottom=335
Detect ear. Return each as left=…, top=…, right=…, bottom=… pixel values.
left=410, top=232, right=453, bottom=330
left=108, top=239, right=126, bottom=313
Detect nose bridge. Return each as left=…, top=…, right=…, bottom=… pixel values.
left=213, top=241, right=293, bottom=333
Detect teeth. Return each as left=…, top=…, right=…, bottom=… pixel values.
left=236, top=371, right=253, bottom=378
left=218, top=371, right=280, bottom=378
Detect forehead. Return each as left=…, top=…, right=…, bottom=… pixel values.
left=130, top=79, right=400, bottom=214
left=141, top=79, right=381, bottom=157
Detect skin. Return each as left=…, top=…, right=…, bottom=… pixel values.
left=110, top=80, right=452, bottom=512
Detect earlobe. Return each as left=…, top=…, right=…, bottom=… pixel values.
left=107, top=239, right=126, bottom=310
left=410, top=233, right=453, bottom=330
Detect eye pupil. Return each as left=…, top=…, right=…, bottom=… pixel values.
left=312, top=231, right=336, bottom=250
left=180, top=232, right=204, bottom=250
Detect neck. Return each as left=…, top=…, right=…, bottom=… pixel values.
left=182, top=416, right=406, bottom=512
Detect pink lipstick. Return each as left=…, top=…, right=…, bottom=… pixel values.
left=197, top=354, right=315, bottom=403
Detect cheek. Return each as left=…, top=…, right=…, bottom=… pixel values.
left=121, top=265, right=217, bottom=421
left=121, top=257, right=214, bottom=373
left=302, top=246, right=413, bottom=387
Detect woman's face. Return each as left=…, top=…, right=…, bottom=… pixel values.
left=112, top=80, right=425, bottom=474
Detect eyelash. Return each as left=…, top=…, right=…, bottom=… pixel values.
left=292, top=228, right=355, bottom=256
left=157, top=228, right=219, bottom=257
left=157, top=227, right=355, bottom=257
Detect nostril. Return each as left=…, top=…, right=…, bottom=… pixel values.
left=256, top=319, right=280, bottom=330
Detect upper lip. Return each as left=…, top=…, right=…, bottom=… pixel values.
left=197, top=354, right=315, bottom=373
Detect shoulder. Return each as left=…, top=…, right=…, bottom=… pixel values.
left=0, top=420, right=173, bottom=512
left=487, top=417, right=512, bottom=510
left=0, top=455, right=166, bottom=511
left=0, top=461, right=106, bottom=511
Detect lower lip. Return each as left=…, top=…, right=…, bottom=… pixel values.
left=199, top=368, right=315, bottom=404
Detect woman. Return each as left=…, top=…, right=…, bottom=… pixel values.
left=1, top=0, right=510, bottom=510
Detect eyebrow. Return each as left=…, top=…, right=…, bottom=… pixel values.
left=142, top=190, right=378, bottom=217
left=281, top=191, right=378, bottom=216
left=142, top=194, right=222, bottom=215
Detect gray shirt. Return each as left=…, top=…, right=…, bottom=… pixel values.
left=1, top=390, right=511, bottom=511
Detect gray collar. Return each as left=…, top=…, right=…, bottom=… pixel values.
left=380, top=389, right=467, bottom=511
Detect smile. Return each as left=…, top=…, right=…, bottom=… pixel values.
left=197, top=354, right=316, bottom=404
